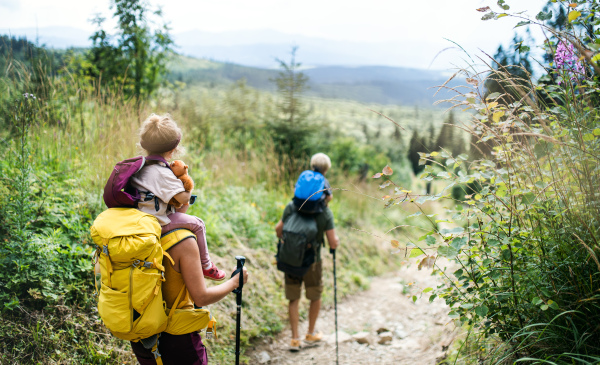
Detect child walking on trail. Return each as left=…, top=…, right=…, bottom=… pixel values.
left=129, top=113, right=225, bottom=281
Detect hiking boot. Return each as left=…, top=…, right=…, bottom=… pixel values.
left=304, top=332, right=323, bottom=344
left=203, top=262, right=226, bottom=281
left=289, top=338, right=302, bottom=352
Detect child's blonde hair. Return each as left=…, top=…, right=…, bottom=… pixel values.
left=138, top=113, right=185, bottom=157
left=310, top=153, right=331, bottom=174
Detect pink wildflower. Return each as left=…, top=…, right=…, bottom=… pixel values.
left=554, top=41, right=584, bottom=83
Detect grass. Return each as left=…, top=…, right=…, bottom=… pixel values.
left=0, top=57, right=421, bottom=363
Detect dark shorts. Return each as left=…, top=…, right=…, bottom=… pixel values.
left=130, top=332, right=208, bottom=365
left=284, top=261, right=323, bottom=301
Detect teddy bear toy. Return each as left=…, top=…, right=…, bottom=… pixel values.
left=168, top=160, right=195, bottom=208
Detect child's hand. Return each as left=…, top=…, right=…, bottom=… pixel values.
left=168, top=197, right=183, bottom=209
left=176, top=203, right=190, bottom=213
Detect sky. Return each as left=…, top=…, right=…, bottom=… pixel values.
left=0, top=0, right=549, bottom=70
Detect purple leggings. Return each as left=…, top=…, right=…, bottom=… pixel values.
left=162, top=213, right=211, bottom=268
left=131, top=332, right=208, bottom=365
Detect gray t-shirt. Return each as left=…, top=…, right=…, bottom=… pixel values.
left=281, top=202, right=335, bottom=262
left=130, top=162, right=185, bottom=226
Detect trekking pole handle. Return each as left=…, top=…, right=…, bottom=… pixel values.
left=330, top=248, right=336, bottom=255
left=233, top=256, right=246, bottom=294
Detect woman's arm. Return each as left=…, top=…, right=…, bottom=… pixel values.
left=169, top=238, right=248, bottom=307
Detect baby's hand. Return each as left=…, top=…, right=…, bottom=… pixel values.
left=168, top=197, right=183, bottom=208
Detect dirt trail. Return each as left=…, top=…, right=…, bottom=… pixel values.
left=246, top=260, right=457, bottom=365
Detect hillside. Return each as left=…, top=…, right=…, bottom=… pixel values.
left=0, top=28, right=462, bottom=106
left=168, top=55, right=460, bottom=106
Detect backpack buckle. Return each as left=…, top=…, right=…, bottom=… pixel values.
left=206, top=322, right=214, bottom=339
left=102, top=246, right=109, bottom=256
left=150, top=334, right=161, bottom=359
left=133, top=260, right=154, bottom=269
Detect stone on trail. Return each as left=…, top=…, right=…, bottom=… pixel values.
left=376, top=327, right=390, bottom=334
left=394, top=327, right=408, bottom=339
left=377, top=331, right=393, bottom=345
left=352, top=331, right=371, bottom=345
left=256, top=351, right=271, bottom=364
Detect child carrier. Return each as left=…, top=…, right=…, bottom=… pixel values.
left=293, top=170, right=327, bottom=214
left=103, top=155, right=170, bottom=208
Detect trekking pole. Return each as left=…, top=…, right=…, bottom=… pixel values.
left=330, top=248, right=339, bottom=365
left=233, top=255, right=246, bottom=365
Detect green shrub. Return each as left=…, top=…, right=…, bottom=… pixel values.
left=0, top=94, right=93, bottom=310
left=375, top=5, right=600, bottom=362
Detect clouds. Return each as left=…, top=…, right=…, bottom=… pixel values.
left=0, top=0, right=548, bottom=70
left=0, top=0, right=19, bottom=11
left=0, top=0, right=19, bottom=14
left=1, top=1, right=111, bottom=32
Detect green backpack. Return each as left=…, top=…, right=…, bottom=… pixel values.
left=276, top=211, right=319, bottom=277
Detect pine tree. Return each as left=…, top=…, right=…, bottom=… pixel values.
left=273, top=46, right=309, bottom=126
left=426, top=122, right=436, bottom=151
left=434, top=111, right=456, bottom=153
left=484, top=31, right=534, bottom=105
left=407, top=130, right=425, bottom=176
left=269, top=46, right=312, bottom=158
left=392, top=124, right=401, bottom=141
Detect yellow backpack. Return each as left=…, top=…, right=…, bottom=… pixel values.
left=91, top=208, right=216, bottom=362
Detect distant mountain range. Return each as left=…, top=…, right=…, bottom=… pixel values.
left=174, top=28, right=437, bottom=69
left=1, top=26, right=452, bottom=69
left=0, top=26, right=90, bottom=50
left=1, top=26, right=463, bottom=106
left=169, top=56, right=460, bottom=106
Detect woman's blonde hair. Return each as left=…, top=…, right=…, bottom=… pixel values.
left=310, top=153, right=331, bottom=174
left=138, top=113, right=185, bottom=157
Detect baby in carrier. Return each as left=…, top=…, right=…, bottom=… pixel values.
left=129, top=113, right=225, bottom=281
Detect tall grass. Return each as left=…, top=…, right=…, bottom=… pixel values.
left=0, top=51, right=406, bottom=364
left=382, top=49, right=600, bottom=365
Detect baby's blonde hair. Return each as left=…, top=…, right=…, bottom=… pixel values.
left=138, top=113, right=185, bottom=157
left=310, top=153, right=331, bottom=174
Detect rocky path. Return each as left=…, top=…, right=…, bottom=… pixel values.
left=246, top=260, right=457, bottom=365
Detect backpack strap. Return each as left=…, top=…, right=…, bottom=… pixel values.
left=168, top=285, right=187, bottom=319
left=166, top=284, right=218, bottom=339
left=100, top=239, right=113, bottom=288
left=150, top=333, right=163, bottom=365
left=206, top=315, right=217, bottom=339
left=161, top=229, right=197, bottom=251
left=145, top=155, right=171, bottom=169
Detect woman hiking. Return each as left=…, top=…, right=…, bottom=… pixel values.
left=130, top=233, right=249, bottom=364
left=127, top=113, right=249, bottom=363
